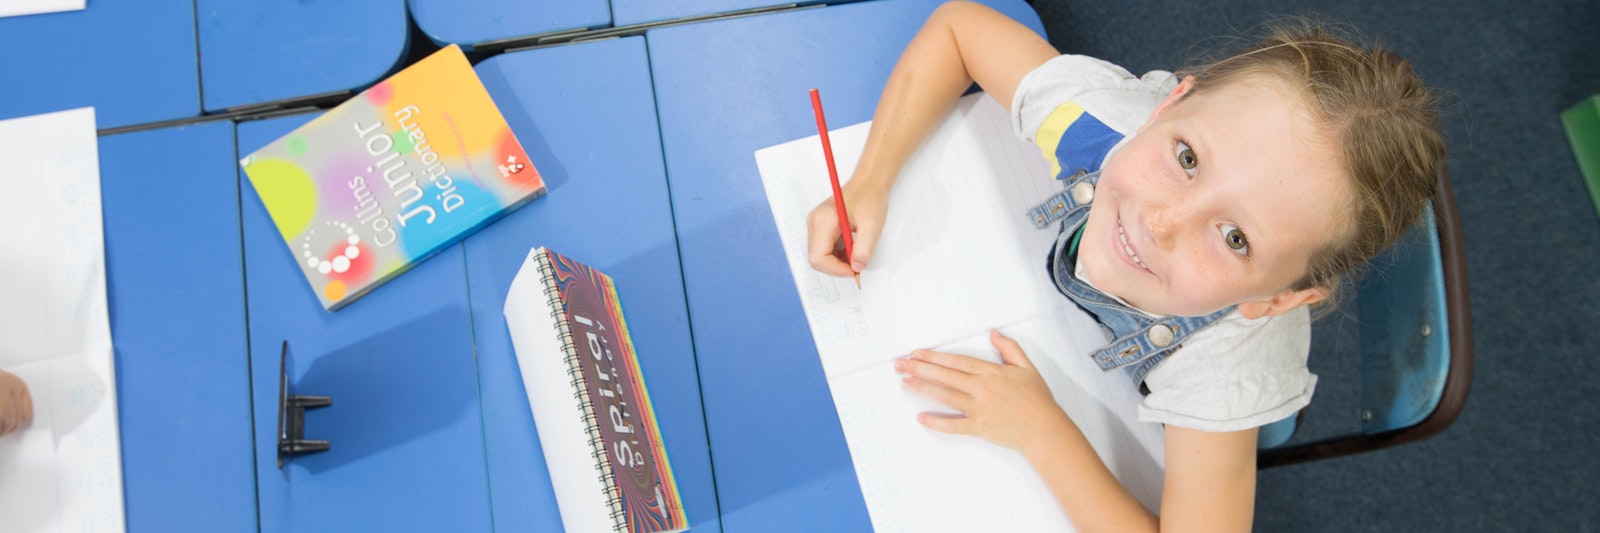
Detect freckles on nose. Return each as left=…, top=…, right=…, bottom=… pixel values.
left=1142, top=178, right=1188, bottom=237
left=1149, top=207, right=1172, bottom=233
left=1146, top=202, right=1191, bottom=249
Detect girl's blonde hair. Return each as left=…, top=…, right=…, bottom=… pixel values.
left=1180, top=19, right=1445, bottom=299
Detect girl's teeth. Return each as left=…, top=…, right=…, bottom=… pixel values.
left=1118, top=220, right=1151, bottom=272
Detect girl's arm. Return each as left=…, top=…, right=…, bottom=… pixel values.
left=902, top=331, right=1260, bottom=533
left=806, top=0, right=1059, bottom=277
left=1155, top=425, right=1259, bottom=532
left=1022, top=416, right=1260, bottom=532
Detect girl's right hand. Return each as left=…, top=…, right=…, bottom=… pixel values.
left=802, top=0, right=1056, bottom=279
left=806, top=173, right=891, bottom=277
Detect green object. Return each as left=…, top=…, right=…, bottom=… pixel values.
left=1561, top=95, right=1600, bottom=220
left=1067, top=224, right=1085, bottom=262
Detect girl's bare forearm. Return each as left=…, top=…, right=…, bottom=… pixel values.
left=1021, top=414, right=1160, bottom=533
left=854, top=1, right=1059, bottom=192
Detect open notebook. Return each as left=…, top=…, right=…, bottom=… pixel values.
left=0, top=108, right=124, bottom=533
left=756, top=93, right=1165, bottom=531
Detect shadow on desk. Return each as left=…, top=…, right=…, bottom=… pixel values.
left=476, top=66, right=572, bottom=194
left=276, top=306, right=475, bottom=479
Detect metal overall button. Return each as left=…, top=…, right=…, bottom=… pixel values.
left=1147, top=324, right=1175, bottom=348
left=1070, top=180, right=1095, bottom=205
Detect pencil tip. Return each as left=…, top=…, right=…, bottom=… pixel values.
left=853, top=274, right=861, bottom=289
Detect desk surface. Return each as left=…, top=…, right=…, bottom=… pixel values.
left=467, top=36, right=721, bottom=532
left=612, top=0, right=804, bottom=27
left=197, top=0, right=409, bottom=112
left=103, top=121, right=256, bottom=531
left=89, top=1, right=1052, bottom=529
left=238, top=115, right=493, bottom=531
left=409, top=0, right=609, bottom=49
left=221, top=35, right=719, bottom=531
left=0, top=3, right=199, bottom=129
left=647, top=0, right=1045, bottom=529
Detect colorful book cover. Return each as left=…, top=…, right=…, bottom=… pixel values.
left=239, top=44, right=544, bottom=310
left=544, top=248, right=688, bottom=533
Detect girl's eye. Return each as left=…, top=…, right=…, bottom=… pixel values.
left=1221, top=224, right=1249, bottom=256
left=1175, top=141, right=1198, bottom=175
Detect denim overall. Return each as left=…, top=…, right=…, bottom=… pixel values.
left=1024, top=108, right=1234, bottom=390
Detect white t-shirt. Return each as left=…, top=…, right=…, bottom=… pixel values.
left=1008, top=54, right=1318, bottom=433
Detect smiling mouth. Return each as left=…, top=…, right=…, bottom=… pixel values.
left=1117, top=214, right=1153, bottom=275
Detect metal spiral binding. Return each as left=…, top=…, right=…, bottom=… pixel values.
left=538, top=252, right=627, bottom=531
left=601, top=471, right=626, bottom=530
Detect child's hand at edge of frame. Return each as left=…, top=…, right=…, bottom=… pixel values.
left=0, top=369, right=34, bottom=437
left=806, top=172, right=892, bottom=278
left=895, top=329, right=1074, bottom=454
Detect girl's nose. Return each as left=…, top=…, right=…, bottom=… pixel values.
left=1146, top=200, right=1191, bottom=252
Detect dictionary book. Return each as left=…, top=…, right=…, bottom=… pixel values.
left=240, top=44, right=544, bottom=310
left=503, top=247, right=689, bottom=533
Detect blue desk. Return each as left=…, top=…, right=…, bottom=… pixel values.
left=103, top=121, right=256, bottom=531
left=237, top=117, right=492, bottom=531
left=91, top=2, right=1050, bottom=530
left=612, top=0, right=806, bottom=27
left=410, top=0, right=610, bottom=49
left=646, top=0, right=1045, bottom=529
left=228, top=36, right=723, bottom=531
left=467, top=36, right=720, bottom=532
left=197, top=0, right=409, bottom=112
left=0, top=3, right=199, bottom=129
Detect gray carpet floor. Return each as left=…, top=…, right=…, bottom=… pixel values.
left=1028, top=0, right=1600, bottom=530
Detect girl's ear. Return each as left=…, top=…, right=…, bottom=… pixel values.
left=1237, top=286, right=1329, bottom=319
left=1139, top=76, right=1197, bottom=131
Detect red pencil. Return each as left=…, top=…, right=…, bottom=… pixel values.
left=809, top=88, right=860, bottom=288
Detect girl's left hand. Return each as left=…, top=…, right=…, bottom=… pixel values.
left=895, top=329, right=1072, bottom=454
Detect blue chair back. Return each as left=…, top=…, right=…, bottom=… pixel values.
left=1257, top=171, right=1473, bottom=465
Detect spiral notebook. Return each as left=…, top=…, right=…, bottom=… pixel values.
left=502, top=247, right=688, bottom=533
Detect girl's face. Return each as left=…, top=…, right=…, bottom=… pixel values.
left=1078, top=75, right=1347, bottom=319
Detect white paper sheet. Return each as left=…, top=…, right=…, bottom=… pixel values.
left=0, top=107, right=125, bottom=533
left=0, top=0, right=84, bottom=19
left=755, top=94, right=1165, bottom=531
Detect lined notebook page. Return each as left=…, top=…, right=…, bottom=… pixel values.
left=757, top=95, right=1063, bottom=379
left=0, top=107, right=125, bottom=533
left=756, top=94, right=1164, bottom=531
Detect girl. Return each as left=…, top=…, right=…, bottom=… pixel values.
left=805, top=2, right=1443, bottom=531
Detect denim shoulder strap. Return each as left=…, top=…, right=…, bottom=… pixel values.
left=1026, top=102, right=1123, bottom=229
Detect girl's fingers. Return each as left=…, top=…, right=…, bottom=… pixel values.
left=989, top=329, right=1035, bottom=369
left=911, top=349, right=993, bottom=374
left=848, top=215, right=879, bottom=273
left=917, top=412, right=971, bottom=435
left=902, top=374, right=969, bottom=411
left=806, top=206, right=855, bottom=277
left=898, top=356, right=974, bottom=390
